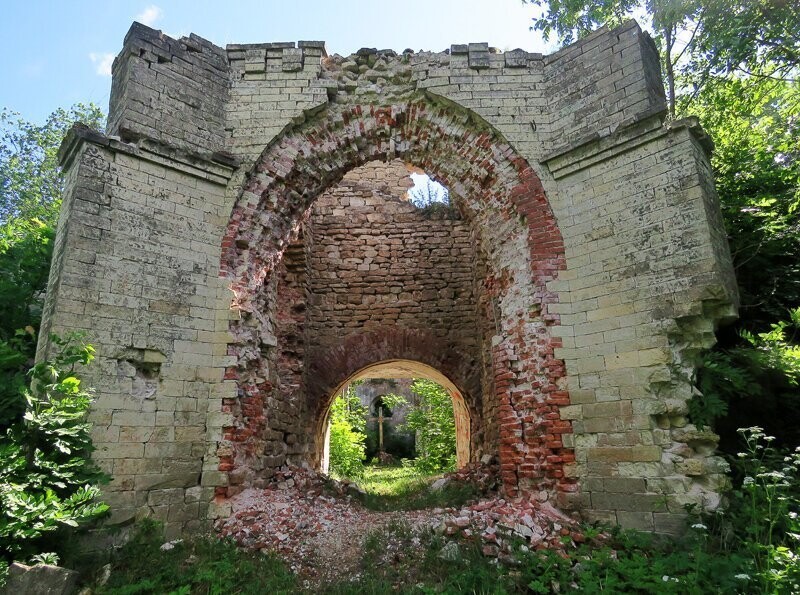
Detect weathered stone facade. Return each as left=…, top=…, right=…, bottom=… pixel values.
left=41, top=19, right=738, bottom=537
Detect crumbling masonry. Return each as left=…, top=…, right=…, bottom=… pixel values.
left=40, top=20, right=738, bottom=537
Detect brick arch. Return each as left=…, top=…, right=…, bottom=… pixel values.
left=306, top=326, right=480, bottom=467
left=218, top=95, right=576, bottom=500
left=220, top=98, right=563, bottom=301
left=308, top=327, right=481, bottom=412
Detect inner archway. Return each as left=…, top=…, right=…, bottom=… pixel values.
left=319, top=359, right=472, bottom=475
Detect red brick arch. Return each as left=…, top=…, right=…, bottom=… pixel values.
left=307, top=327, right=480, bottom=465
left=218, top=95, right=576, bottom=500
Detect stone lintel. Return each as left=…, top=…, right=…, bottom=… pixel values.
left=542, top=108, right=668, bottom=179
left=59, top=124, right=237, bottom=185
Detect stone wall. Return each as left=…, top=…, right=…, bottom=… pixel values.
left=44, top=128, right=237, bottom=534
left=306, top=160, right=477, bottom=351
left=274, top=158, right=486, bottom=466
left=40, top=19, right=738, bottom=536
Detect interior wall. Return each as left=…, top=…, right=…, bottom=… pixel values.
left=273, top=159, right=489, bottom=466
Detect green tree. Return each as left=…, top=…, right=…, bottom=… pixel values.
left=1, top=104, right=104, bottom=223
left=524, top=0, right=800, bottom=116
left=404, top=379, right=457, bottom=474
left=328, top=385, right=368, bottom=478
left=682, top=74, right=800, bottom=330
left=687, top=0, right=800, bottom=87
left=525, top=0, right=702, bottom=116
left=0, top=104, right=104, bottom=428
left=0, top=333, right=108, bottom=570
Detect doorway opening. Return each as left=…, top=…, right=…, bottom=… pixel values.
left=320, top=360, right=475, bottom=510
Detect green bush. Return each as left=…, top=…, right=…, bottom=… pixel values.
left=694, top=308, right=800, bottom=450
left=720, top=427, right=800, bottom=593
left=328, top=385, right=368, bottom=479
left=0, top=104, right=105, bottom=430
left=404, top=379, right=456, bottom=474
left=0, top=333, right=108, bottom=569
left=0, top=216, right=57, bottom=429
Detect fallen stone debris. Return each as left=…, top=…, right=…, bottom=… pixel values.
left=215, top=465, right=593, bottom=586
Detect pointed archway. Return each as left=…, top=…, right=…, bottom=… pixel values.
left=217, top=95, right=575, bottom=500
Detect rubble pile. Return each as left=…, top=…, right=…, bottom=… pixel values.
left=439, top=456, right=501, bottom=494
left=215, top=465, right=592, bottom=584
left=437, top=497, right=587, bottom=559
left=216, top=466, right=422, bottom=584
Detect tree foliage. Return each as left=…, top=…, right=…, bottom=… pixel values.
left=695, top=309, right=800, bottom=451
left=0, top=104, right=104, bottom=430
left=0, top=333, right=108, bottom=568
left=404, top=379, right=457, bottom=474
left=328, top=384, right=368, bottom=478
left=525, top=0, right=800, bottom=115
left=1, top=104, right=104, bottom=223
left=682, top=75, right=800, bottom=330
left=525, top=0, right=701, bottom=115
left=688, top=0, right=800, bottom=85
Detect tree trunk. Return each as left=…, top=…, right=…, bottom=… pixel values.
left=664, top=26, right=677, bottom=118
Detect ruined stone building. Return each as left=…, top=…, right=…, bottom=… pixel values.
left=40, top=20, right=738, bottom=537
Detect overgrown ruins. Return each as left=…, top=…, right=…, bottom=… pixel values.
left=40, top=20, right=738, bottom=537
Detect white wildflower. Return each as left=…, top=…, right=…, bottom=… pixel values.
left=160, top=539, right=183, bottom=551
left=734, top=574, right=751, bottom=580
left=691, top=523, right=707, bottom=530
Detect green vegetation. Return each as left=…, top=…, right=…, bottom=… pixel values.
left=328, top=384, right=368, bottom=479
left=355, top=465, right=478, bottom=512
left=93, top=520, right=297, bottom=594
left=323, top=521, right=746, bottom=595
left=403, top=379, right=457, bottom=474
left=328, top=378, right=457, bottom=483
left=0, top=104, right=105, bottom=430
left=693, top=309, right=800, bottom=449
left=0, top=333, right=108, bottom=578
left=1, top=104, right=104, bottom=222
left=0, top=105, right=108, bottom=583
left=722, top=427, right=800, bottom=592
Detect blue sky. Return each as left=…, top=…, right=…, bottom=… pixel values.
left=0, top=1, right=556, bottom=124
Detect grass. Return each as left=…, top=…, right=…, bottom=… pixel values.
left=351, top=464, right=479, bottom=511
left=85, top=520, right=298, bottom=594
left=319, top=521, right=749, bottom=595
left=322, top=520, right=504, bottom=594
left=77, top=516, right=753, bottom=594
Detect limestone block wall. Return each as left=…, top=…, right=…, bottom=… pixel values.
left=542, top=115, right=738, bottom=531
left=543, top=22, right=665, bottom=148
left=40, top=19, right=739, bottom=535
left=108, top=24, right=229, bottom=154
left=42, top=127, right=237, bottom=537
